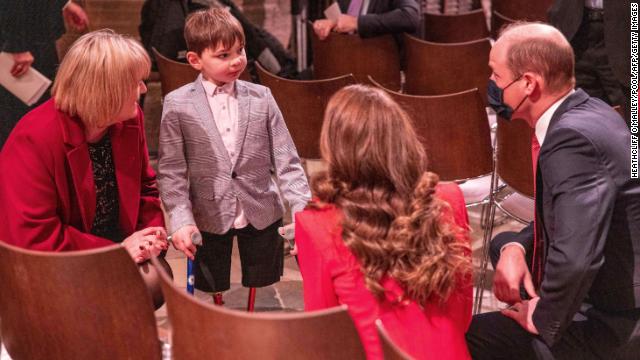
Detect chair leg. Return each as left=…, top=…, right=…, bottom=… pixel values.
left=213, top=292, right=224, bottom=306
left=247, top=287, right=256, bottom=312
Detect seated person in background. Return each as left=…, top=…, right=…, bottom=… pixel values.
left=296, top=84, right=473, bottom=359
left=0, top=30, right=173, bottom=308
left=312, top=0, right=419, bottom=40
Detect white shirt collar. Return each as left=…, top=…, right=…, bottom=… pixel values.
left=201, top=78, right=236, bottom=96
left=535, top=90, right=574, bottom=145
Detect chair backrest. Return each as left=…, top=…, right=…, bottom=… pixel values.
left=256, top=62, right=356, bottom=159
left=153, top=47, right=200, bottom=97
left=491, top=11, right=516, bottom=39
left=0, top=242, right=161, bottom=360
left=492, top=0, right=553, bottom=21
left=311, top=31, right=401, bottom=90
left=423, top=9, right=489, bottom=43
left=496, top=116, right=535, bottom=198
left=403, top=34, right=491, bottom=103
left=151, top=257, right=366, bottom=360
left=370, top=77, right=493, bottom=181
left=152, top=47, right=252, bottom=97
left=375, top=320, right=413, bottom=360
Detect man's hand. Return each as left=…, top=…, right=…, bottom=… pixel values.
left=334, top=14, right=358, bottom=34
left=313, top=19, right=336, bottom=40
left=63, top=2, right=89, bottom=32
left=170, top=224, right=199, bottom=260
left=493, top=244, right=537, bottom=304
left=10, top=52, right=34, bottom=77
left=502, top=297, right=540, bottom=335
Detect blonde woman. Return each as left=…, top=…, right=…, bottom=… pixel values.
left=296, top=85, right=473, bottom=359
left=0, top=30, right=173, bottom=305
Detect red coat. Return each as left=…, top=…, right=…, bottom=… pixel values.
left=295, top=183, right=472, bottom=360
left=0, top=99, right=164, bottom=251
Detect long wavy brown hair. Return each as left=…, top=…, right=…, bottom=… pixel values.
left=310, top=85, right=471, bottom=305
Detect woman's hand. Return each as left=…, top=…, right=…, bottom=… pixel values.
left=122, top=226, right=168, bottom=263
left=170, top=224, right=199, bottom=260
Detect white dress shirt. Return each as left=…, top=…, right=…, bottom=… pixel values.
left=201, top=79, right=248, bottom=229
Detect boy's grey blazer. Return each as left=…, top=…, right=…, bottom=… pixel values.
left=157, top=76, right=311, bottom=234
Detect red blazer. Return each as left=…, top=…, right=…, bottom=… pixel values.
left=295, top=183, right=472, bottom=360
left=0, top=99, right=164, bottom=251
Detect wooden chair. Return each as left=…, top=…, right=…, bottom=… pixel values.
left=491, top=11, right=516, bottom=39
left=375, top=320, right=413, bottom=360
left=493, top=0, right=554, bottom=22
left=153, top=47, right=200, bottom=97
left=423, top=9, right=489, bottom=43
left=311, top=31, right=401, bottom=90
left=152, top=47, right=252, bottom=98
left=151, top=257, right=366, bottom=360
left=256, top=62, right=356, bottom=159
left=369, top=77, right=493, bottom=183
left=403, top=34, right=491, bottom=103
left=0, top=242, right=162, bottom=360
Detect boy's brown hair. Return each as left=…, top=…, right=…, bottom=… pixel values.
left=184, top=8, right=245, bottom=55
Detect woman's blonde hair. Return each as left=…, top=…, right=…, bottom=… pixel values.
left=311, top=85, right=471, bottom=305
left=52, top=29, right=150, bottom=128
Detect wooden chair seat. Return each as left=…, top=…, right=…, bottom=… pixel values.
left=0, top=243, right=162, bottom=360
left=256, top=61, right=356, bottom=159
left=403, top=34, right=491, bottom=103
left=491, top=11, right=516, bottom=39
left=493, top=0, right=553, bottom=22
left=370, top=77, right=493, bottom=182
left=311, top=31, right=401, bottom=90
left=151, top=257, right=366, bottom=360
left=423, top=9, right=489, bottom=43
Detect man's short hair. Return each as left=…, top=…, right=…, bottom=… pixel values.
left=184, top=8, right=245, bottom=56
left=52, top=30, right=150, bottom=128
left=499, top=22, right=575, bottom=93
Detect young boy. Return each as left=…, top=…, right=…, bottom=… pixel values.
left=157, top=8, right=310, bottom=302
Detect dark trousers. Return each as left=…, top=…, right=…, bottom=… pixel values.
left=572, top=14, right=629, bottom=126
left=194, top=219, right=284, bottom=292
left=468, top=233, right=640, bottom=359
left=466, top=304, right=640, bottom=359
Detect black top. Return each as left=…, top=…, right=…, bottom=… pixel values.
left=88, top=135, right=123, bottom=242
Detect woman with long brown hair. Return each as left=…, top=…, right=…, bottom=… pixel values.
left=295, top=85, right=473, bottom=359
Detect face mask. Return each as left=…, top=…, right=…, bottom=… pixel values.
left=487, top=77, right=527, bottom=120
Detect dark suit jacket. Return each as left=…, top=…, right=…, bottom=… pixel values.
left=337, top=0, right=419, bottom=38
left=0, top=99, right=165, bottom=251
left=548, top=0, right=630, bottom=87
left=510, top=89, right=640, bottom=346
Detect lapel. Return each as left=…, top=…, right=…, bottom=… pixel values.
left=190, top=74, right=232, bottom=169
left=233, top=81, right=250, bottom=169
left=61, top=113, right=95, bottom=233
left=61, top=112, right=142, bottom=235
left=536, top=89, right=590, bottom=244
left=110, top=119, right=141, bottom=235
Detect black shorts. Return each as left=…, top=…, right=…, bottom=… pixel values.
left=193, top=219, right=284, bottom=292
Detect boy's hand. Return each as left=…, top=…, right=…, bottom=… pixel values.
left=170, top=225, right=199, bottom=260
